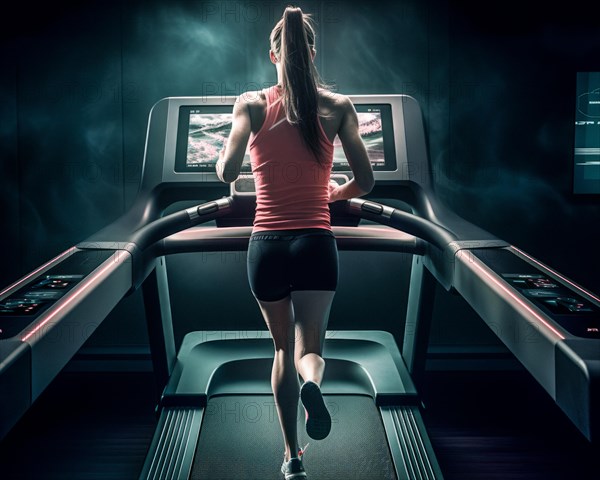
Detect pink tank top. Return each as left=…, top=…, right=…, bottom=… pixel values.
left=249, top=85, right=334, bottom=232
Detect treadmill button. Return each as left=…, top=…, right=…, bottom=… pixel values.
left=526, top=277, right=557, bottom=288
left=32, top=278, right=70, bottom=289
left=523, top=289, right=560, bottom=298
left=0, top=299, right=44, bottom=316
left=555, top=297, right=592, bottom=312
left=24, top=290, right=64, bottom=301
left=30, top=275, right=82, bottom=291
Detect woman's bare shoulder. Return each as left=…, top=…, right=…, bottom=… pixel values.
left=318, top=89, right=351, bottom=107
left=318, top=89, right=353, bottom=118
left=238, top=89, right=267, bottom=106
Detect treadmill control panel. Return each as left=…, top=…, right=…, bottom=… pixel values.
left=0, top=251, right=113, bottom=339
left=473, top=249, right=600, bottom=339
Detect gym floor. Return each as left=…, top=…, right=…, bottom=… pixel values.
left=0, top=368, right=596, bottom=479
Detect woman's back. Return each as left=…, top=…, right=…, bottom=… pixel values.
left=246, top=88, right=346, bottom=143
left=247, top=87, right=347, bottom=232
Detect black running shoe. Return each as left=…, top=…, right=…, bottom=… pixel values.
left=300, top=381, right=331, bottom=440
left=281, top=444, right=309, bottom=479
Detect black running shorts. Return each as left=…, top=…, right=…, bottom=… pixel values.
left=247, top=228, right=339, bottom=302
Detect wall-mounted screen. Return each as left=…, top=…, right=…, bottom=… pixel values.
left=574, top=72, right=600, bottom=194
left=174, top=104, right=397, bottom=173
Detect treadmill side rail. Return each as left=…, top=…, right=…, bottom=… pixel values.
left=0, top=341, right=31, bottom=440
left=22, top=250, right=133, bottom=400
left=381, top=405, right=444, bottom=480
left=454, top=246, right=600, bottom=441
left=555, top=339, right=600, bottom=442
left=139, top=406, right=203, bottom=480
left=454, top=249, right=565, bottom=398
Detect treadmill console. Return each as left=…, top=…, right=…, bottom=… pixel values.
left=150, top=94, right=421, bottom=187
left=0, top=250, right=113, bottom=339
left=473, top=249, right=600, bottom=339
left=174, top=104, right=397, bottom=175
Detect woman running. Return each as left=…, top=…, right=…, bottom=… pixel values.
left=216, top=5, right=374, bottom=479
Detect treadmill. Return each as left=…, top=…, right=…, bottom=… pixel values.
left=1, top=94, right=598, bottom=480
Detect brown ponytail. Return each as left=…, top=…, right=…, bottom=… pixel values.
left=270, top=6, right=325, bottom=164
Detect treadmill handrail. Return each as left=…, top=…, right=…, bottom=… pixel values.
left=130, top=197, right=233, bottom=252
left=344, top=197, right=508, bottom=290
left=372, top=181, right=501, bottom=243
left=152, top=225, right=427, bottom=257
left=346, top=198, right=457, bottom=252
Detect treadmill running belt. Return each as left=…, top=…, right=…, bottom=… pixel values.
left=190, top=395, right=396, bottom=480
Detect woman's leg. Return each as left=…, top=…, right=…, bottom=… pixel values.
left=257, top=296, right=300, bottom=462
left=290, top=233, right=338, bottom=384
left=293, top=290, right=335, bottom=440
left=292, top=290, right=336, bottom=385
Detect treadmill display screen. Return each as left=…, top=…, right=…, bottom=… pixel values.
left=574, top=72, right=600, bottom=194
left=174, top=104, right=396, bottom=173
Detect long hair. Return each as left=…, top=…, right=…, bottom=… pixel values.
left=270, top=6, right=326, bottom=164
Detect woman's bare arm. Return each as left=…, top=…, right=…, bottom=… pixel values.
left=329, top=97, right=375, bottom=202
left=216, top=95, right=252, bottom=183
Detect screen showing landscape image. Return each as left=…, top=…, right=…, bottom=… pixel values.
left=184, top=109, right=386, bottom=169
left=332, top=109, right=384, bottom=168
left=186, top=112, right=250, bottom=168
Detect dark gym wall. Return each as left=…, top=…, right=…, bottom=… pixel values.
left=1, top=1, right=598, bottom=353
